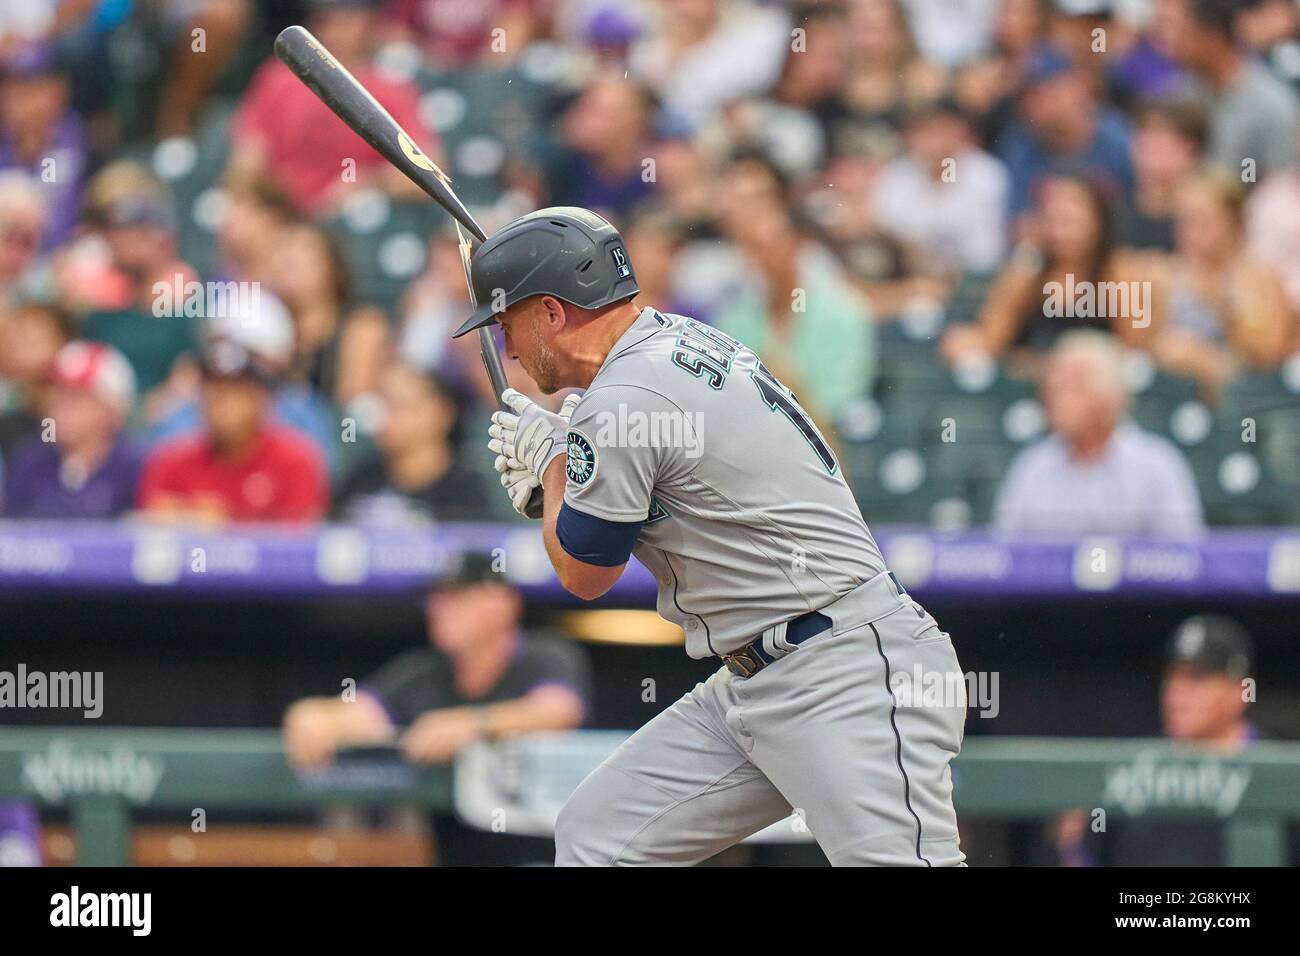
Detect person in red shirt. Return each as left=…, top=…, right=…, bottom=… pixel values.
left=227, top=0, right=438, bottom=214
left=380, top=0, right=543, bottom=67
left=137, top=336, right=328, bottom=524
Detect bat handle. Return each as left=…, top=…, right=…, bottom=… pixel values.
left=478, top=326, right=511, bottom=410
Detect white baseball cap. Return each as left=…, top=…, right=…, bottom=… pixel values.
left=203, top=287, right=295, bottom=366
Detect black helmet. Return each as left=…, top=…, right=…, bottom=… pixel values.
left=451, top=206, right=638, bottom=338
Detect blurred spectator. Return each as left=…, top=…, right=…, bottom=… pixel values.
left=0, top=41, right=86, bottom=249
left=1107, top=1, right=1187, bottom=105
left=956, top=0, right=1052, bottom=145
left=1047, top=0, right=1170, bottom=109
left=801, top=149, right=922, bottom=322
left=137, top=333, right=328, bottom=523
left=942, top=175, right=1151, bottom=366
left=835, top=0, right=948, bottom=158
left=645, top=133, right=717, bottom=235
left=399, top=232, right=474, bottom=374
left=0, top=799, right=40, bottom=866
left=282, top=552, right=590, bottom=864
left=1235, top=0, right=1300, bottom=91
left=623, top=205, right=698, bottom=318
left=1155, top=0, right=1299, bottom=176
left=713, top=183, right=875, bottom=423
left=993, top=329, right=1205, bottom=536
left=229, top=0, right=435, bottom=213
left=0, top=170, right=46, bottom=310
left=872, top=97, right=1011, bottom=277
left=1056, top=614, right=1257, bottom=866
left=150, top=0, right=252, bottom=137
left=707, top=2, right=848, bottom=181
left=1150, top=168, right=1292, bottom=395
left=79, top=173, right=201, bottom=417
left=148, top=290, right=339, bottom=474
left=2, top=340, right=142, bottom=518
left=629, top=0, right=790, bottom=131
left=1245, top=164, right=1300, bottom=326
left=997, top=44, right=1134, bottom=222
left=1114, top=97, right=1207, bottom=250
left=399, top=231, right=537, bottom=410
left=545, top=71, right=658, bottom=219
left=899, top=0, right=998, bottom=69
left=0, top=300, right=73, bottom=461
left=213, top=177, right=297, bottom=289
left=334, top=365, right=488, bottom=525
left=269, top=221, right=391, bottom=412
left=381, top=0, right=543, bottom=67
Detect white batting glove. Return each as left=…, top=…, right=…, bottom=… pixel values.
left=489, top=391, right=581, bottom=518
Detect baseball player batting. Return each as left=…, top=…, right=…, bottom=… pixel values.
left=455, top=206, right=967, bottom=867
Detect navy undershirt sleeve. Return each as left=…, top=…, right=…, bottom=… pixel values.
left=556, top=502, right=643, bottom=567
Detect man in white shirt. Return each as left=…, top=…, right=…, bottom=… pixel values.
left=993, top=330, right=1206, bottom=535
left=628, top=0, right=790, bottom=130
left=872, top=97, right=1011, bottom=277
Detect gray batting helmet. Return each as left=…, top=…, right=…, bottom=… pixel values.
left=451, top=206, right=639, bottom=338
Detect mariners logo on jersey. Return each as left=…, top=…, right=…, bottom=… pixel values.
left=566, top=429, right=598, bottom=485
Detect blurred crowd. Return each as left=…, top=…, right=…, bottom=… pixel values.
left=0, top=0, right=1297, bottom=532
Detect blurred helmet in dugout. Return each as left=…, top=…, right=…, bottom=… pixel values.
left=451, top=206, right=639, bottom=338
left=1165, top=615, right=1254, bottom=681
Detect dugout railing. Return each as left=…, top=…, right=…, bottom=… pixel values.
left=1, top=728, right=1297, bottom=866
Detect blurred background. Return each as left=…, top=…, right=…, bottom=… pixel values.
left=1, top=0, right=1299, bottom=867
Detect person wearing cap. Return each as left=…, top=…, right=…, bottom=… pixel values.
left=0, top=41, right=86, bottom=249
left=147, top=288, right=338, bottom=472
left=282, top=552, right=591, bottom=865
left=996, top=42, right=1134, bottom=222
left=80, top=167, right=202, bottom=416
left=2, top=340, right=144, bottom=519
left=136, top=329, right=329, bottom=524
left=1055, top=614, right=1262, bottom=866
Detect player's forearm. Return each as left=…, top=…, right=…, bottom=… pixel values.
left=540, top=457, right=621, bottom=600
left=541, top=457, right=583, bottom=590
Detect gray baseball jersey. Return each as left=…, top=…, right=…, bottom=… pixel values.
left=556, top=306, right=886, bottom=658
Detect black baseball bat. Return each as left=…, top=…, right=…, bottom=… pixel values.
left=273, top=25, right=510, bottom=405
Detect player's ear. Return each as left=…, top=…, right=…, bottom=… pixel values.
left=540, top=295, right=568, bottom=335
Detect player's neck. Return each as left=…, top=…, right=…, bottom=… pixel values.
left=569, top=303, right=642, bottom=388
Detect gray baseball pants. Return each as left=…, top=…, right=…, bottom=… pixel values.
left=554, top=571, right=967, bottom=866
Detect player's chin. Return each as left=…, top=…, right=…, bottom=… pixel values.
left=530, top=371, right=559, bottom=395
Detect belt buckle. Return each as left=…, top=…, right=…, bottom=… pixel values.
left=724, top=648, right=762, bottom=679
